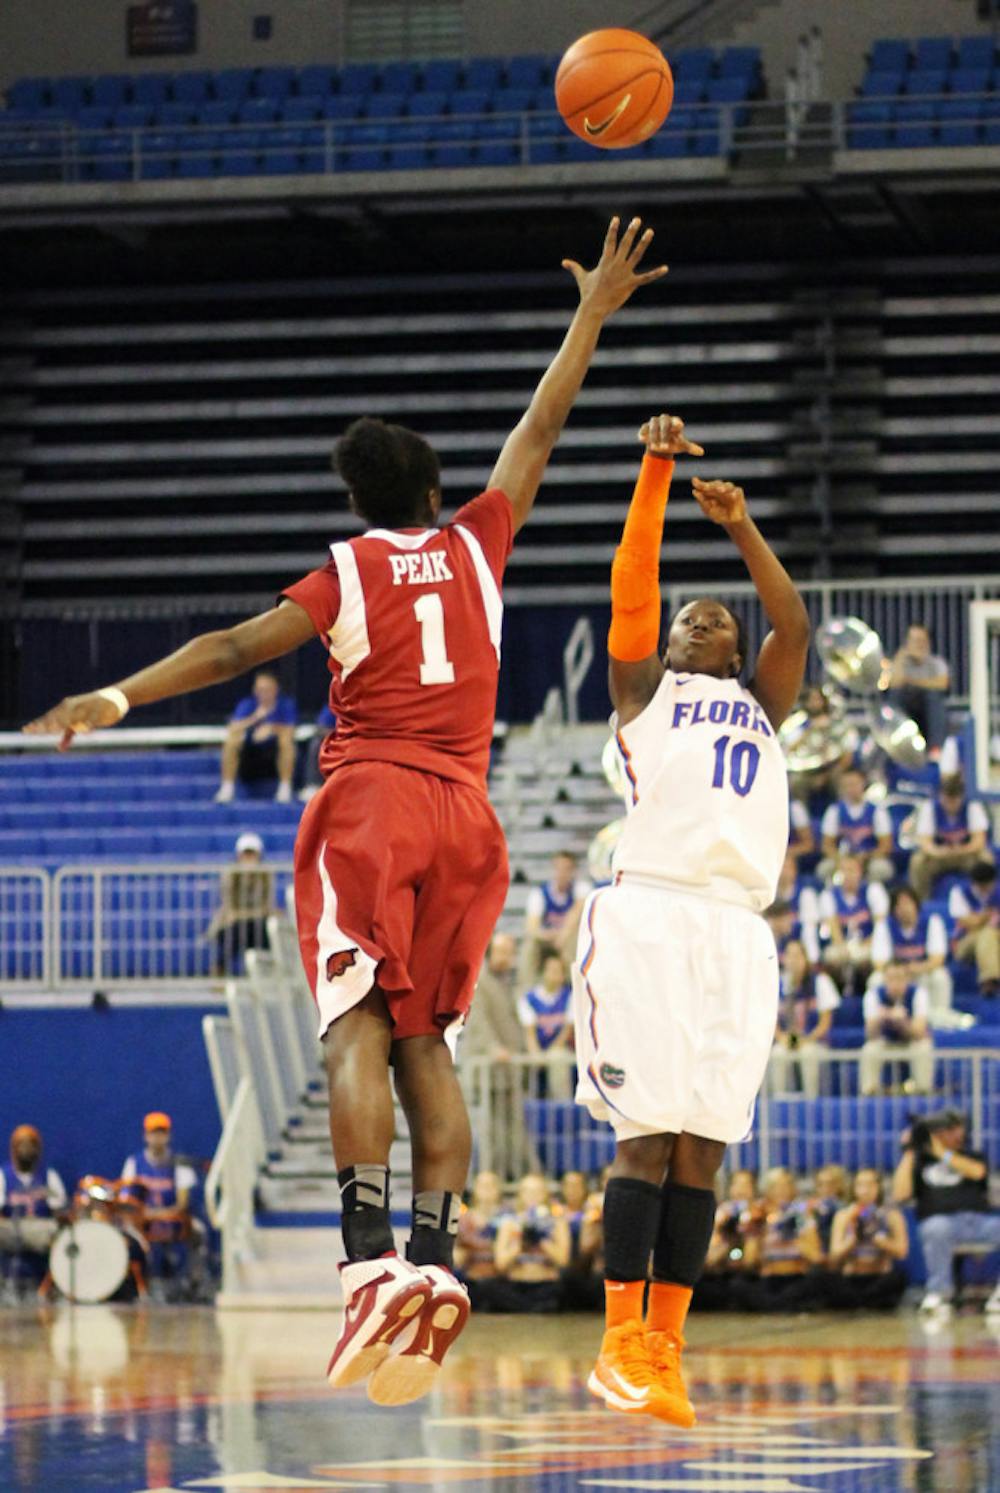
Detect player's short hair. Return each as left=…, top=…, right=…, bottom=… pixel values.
left=889, top=883, right=919, bottom=914
left=334, top=417, right=440, bottom=527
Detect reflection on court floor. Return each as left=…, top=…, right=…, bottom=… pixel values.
left=0, top=1306, right=996, bottom=1491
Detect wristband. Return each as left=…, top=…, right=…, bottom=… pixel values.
left=96, top=686, right=131, bottom=722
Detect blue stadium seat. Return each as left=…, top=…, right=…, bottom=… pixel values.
left=298, top=65, right=337, bottom=97
left=92, top=75, right=131, bottom=109
left=984, top=97, right=1000, bottom=143
left=421, top=59, right=462, bottom=93
left=214, top=68, right=255, bottom=102
left=237, top=98, right=279, bottom=124
left=219, top=133, right=261, bottom=176
left=343, top=122, right=389, bottom=146
left=172, top=72, right=213, bottom=105
left=254, top=66, right=296, bottom=100
left=939, top=98, right=982, bottom=145
left=476, top=141, right=519, bottom=167
left=175, top=130, right=220, bottom=176
left=433, top=143, right=475, bottom=168
left=893, top=99, right=937, bottom=148
left=387, top=143, right=430, bottom=170
left=958, top=35, right=996, bottom=70
left=906, top=69, right=948, bottom=96
left=672, top=49, right=713, bottom=81
left=6, top=78, right=51, bottom=111
left=281, top=96, right=323, bottom=122
left=673, top=78, right=706, bottom=105
left=407, top=91, right=450, bottom=118
left=690, top=104, right=721, bottom=154
left=143, top=129, right=180, bottom=158
left=365, top=91, right=408, bottom=119
left=51, top=77, right=91, bottom=111
left=914, top=37, right=954, bottom=72
left=861, top=70, right=905, bottom=97
left=77, top=106, right=112, bottom=130
left=477, top=116, right=520, bottom=141
left=648, top=124, right=691, bottom=158
left=492, top=87, right=535, bottom=115
left=379, top=61, right=419, bottom=95
left=949, top=67, right=991, bottom=95
left=321, top=94, right=364, bottom=121
left=0, top=832, right=44, bottom=859
left=342, top=145, right=387, bottom=172
left=338, top=63, right=379, bottom=95
left=463, top=58, right=503, bottom=92
left=268, top=146, right=307, bottom=175
left=870, top=39, right=910, bottom=73
left=198, top=101, right=235, bottom=125
left=719, top=47, right=760, bottom=78
left=450, top=89, right=490, bottom=116
left=506, top=55, right=550, bottom=90
left=114, top=104, right=153, bottom=129
left=395, top=120, right=433, bottom=144
left=155, top=102, right=197, bottom=126
left=132, top=74, right=172, bottom=108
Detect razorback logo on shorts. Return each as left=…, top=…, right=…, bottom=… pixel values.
left=326, top=947, right=359, bottom=980
left=599, top=1061, right=626, bottom=1090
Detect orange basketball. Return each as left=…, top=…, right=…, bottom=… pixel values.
left=555, top=28, right=674, bottom=149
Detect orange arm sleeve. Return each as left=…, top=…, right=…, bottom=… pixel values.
left=608, top=452, right=674, bottom=662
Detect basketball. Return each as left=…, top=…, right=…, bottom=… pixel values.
left=555, top=28, right=674, bottom=149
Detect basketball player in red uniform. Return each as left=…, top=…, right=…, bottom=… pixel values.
left=24, top=216, right=667, bottom=1404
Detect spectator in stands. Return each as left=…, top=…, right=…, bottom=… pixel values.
left=694, top=1169, right=762, bottom=1310
left=298, top=702, right=336, bottom=802
left=119, top=1112, right=197, bottom=1297
left=521, top=850, right=590, bottom=979
left=871, top=884, right=952, bottom=1019
left=454, top=1170, right=505, bottom=1308
left=491, top=1172, right=572, bottom=1312
left=949, top=860, right=1000, bottom=997
left=818, top=766, right=895, bottom=883
left=0, top=1125, right=67, bottom=1294
left=771, top=939, right=840, bottom=1099
left=819, top=853, right=889, bottom=993
left=808, top=1163, right=849, bottom=1261
left=788, top=796, right=815, bottom=865
left=557, top=1170, right=603, bottom=1309
left=205, top=831, right=275, bottom=976
left=462, top=933, right=530, bottom=1179
left=892, top=1109, right=1000, bottom=1315
left=908, top=772, right=992, bottom=903
left=825, top=1168, right=908, bottom=1309
left=518, top=953, right=575, bottom=1097
left=772, top=849, right=821, bottom=962
left=860, top=960, right=933, bottom=1095
left=888, top=623, right=950, bottom=755
left=731, top=1167, right=823, bottom=1311
left=215, top=668, right=297, bottom=803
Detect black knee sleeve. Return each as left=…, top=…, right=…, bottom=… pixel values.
left=603, top=1176, right=662, bottom=1282
left=652, top=1181, right=716, bottom=1287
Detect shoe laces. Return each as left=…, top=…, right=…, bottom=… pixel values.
left=646, top=1328, right=688, bottom=1394
left=610, top=1320, right=658, bottom=1387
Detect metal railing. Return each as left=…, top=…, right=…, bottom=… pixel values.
left=460, top=1048, right=1000, bottom=1182
left=0, top=862, right=293, bottom=991
left=204, top=1071, right=266, bottom=1290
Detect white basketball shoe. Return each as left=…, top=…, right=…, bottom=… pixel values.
left=327, top=1254, right=432, bottom=1391
left=367, top=1263, right=471, bottom=1406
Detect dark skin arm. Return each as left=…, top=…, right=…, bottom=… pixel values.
left=490, top=216, right=667, bottom=534
left=23, top=599, right=316, bottom=750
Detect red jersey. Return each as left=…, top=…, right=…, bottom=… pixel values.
left=282, top=488, right=513, bottom=793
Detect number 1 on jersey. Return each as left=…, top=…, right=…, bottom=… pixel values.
left=413, top=592, right=455, bottom=685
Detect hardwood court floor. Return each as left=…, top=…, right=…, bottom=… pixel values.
left=0, top=1303, right=997, bottom=1491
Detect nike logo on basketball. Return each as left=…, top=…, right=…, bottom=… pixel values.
left=584, top=94, right=631, bottom=137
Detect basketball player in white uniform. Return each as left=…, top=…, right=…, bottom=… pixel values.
left=578, top=413, right=810, bottom=1425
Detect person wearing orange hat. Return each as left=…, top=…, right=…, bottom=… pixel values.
left=119, top=1113, right=198, bottom=1295
left=0, top=1124, right=68, bottom=1294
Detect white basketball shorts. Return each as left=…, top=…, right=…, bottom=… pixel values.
left=572, top=879, right=778, bottom=1144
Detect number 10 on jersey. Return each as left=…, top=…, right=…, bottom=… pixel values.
left=711, top=734, right=760, bottom=797
left=414, top=593, right=455, bottom=685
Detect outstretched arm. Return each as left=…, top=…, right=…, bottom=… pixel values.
left=608, top=413, right=704, bottom=725
left=489, top=216, right=668, bottom=533
left=692, top=479, right=810, bottom=729
left=22, top=599, right=316, bottom=750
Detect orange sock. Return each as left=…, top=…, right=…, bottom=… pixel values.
left=604, top=1279, right=646, bottom=1329
left=646, top=1281, right=693, bottom=1336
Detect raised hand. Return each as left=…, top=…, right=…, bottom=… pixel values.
left=562, top=215, right=668, bottom=319
left=638, top=412, right=704, bottom=458
left=22, top=691, right=124, bottom=752
left=692, top=476, right=747, bottom=526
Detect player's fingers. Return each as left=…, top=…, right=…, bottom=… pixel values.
left=617, top=216, right=643, bottom=259
left=680, top=439, right=706, bottom=456
left=627, top=226, right=655, bottom=264
left=58, top=728, right=75, bottom=753
left=561, top=258, right=585, bottom=288
left=601, top=216, right=621, bottom=258
left=636, top=265, right=669, bottom=284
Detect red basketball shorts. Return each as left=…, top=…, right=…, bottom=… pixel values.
left=294, top=760, right=510, bottom=1041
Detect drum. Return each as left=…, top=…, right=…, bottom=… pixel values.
left=49, top=1219, right=129, bottom=1304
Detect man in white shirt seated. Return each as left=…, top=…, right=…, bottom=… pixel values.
left=870, top=884, right=952, bottom=1020
left=860, top=961, right=933, bottom=1096
left=818, top=767, right=895, bottom=884
left=818, top=854, right=889, bottom=994
left=908, top=773, right=992, bottom=903
left=948, top=861, right=1000, bottom=998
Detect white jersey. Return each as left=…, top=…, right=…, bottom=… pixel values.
left=611, top=668, right=788, bottom=912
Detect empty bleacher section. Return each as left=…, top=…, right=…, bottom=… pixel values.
left=0, top=48, right=764, bottom=183
left=847, top=34, right=1000, bottom=149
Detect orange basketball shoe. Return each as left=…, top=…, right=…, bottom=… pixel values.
left=645, top=1328, right=697, bottom=1427
left=587, top=1320, right=674, bottom=1418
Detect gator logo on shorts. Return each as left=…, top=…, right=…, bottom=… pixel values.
left=599, top=1061, right=626, bottom=1090
left=326, top=947, right=358, bottom=980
